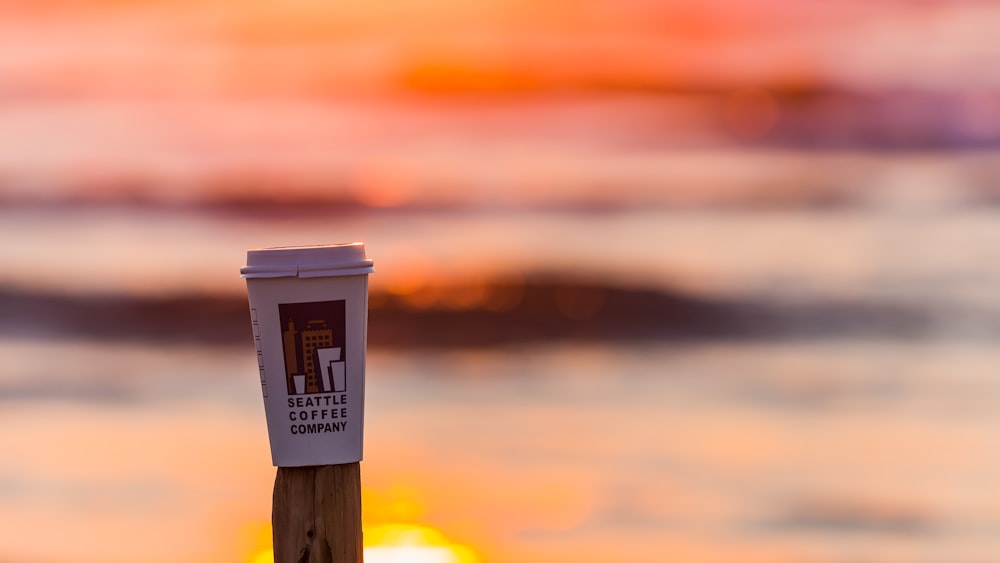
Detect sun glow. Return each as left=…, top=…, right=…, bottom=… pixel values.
left=244, top=522, right=478, bottom=563
left=365, top=524, right=479, bottom=563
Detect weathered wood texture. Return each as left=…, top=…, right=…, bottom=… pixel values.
left=273, top=463, right=363, bottom=563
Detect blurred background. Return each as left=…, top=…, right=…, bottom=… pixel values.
left=3, top=0, right=1000, bottom=561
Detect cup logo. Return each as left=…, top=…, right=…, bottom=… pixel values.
left=278, top=300, right=347, bottom=396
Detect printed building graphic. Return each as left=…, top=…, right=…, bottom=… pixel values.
left=279, top=300, right=347, bottom=395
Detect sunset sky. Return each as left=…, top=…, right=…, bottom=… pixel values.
left=3, top=0, right=1000, bottom=206
left=4, top=2, right=1000, bottom=563
left=4, top=0, right=999, bottom=96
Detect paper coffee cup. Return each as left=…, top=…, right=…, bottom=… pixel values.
left=241, top=243, right=374, bottom=467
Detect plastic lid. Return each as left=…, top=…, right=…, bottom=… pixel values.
left=241, top=243, right=375, bottom=279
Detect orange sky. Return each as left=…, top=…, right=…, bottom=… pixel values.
left=1, top=0, right=999, bottom=206
left=2, top=0, right=999, bottom=98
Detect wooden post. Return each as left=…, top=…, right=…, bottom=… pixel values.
left=272, top=463, right=363, bottom=563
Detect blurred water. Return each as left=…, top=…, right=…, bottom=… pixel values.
left=2, top=337, right=1000, bottom=562
left=4, top=203, right=1000, bottom=319
left=3, top=174, right=1000, bottom=562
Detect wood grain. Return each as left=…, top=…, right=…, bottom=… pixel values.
left=273, top=463, right=362, bottom=563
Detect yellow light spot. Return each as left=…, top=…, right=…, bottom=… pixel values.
left=239, top=520, right=273, bottom=563
left=240, top=521, right=477, bottom=563
left=364, top=524, right=479, bottom=563
left=362, top=485, right=427, bottom=524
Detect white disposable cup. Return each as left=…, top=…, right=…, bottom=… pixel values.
left=241, top=243, right=374, bottom=467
